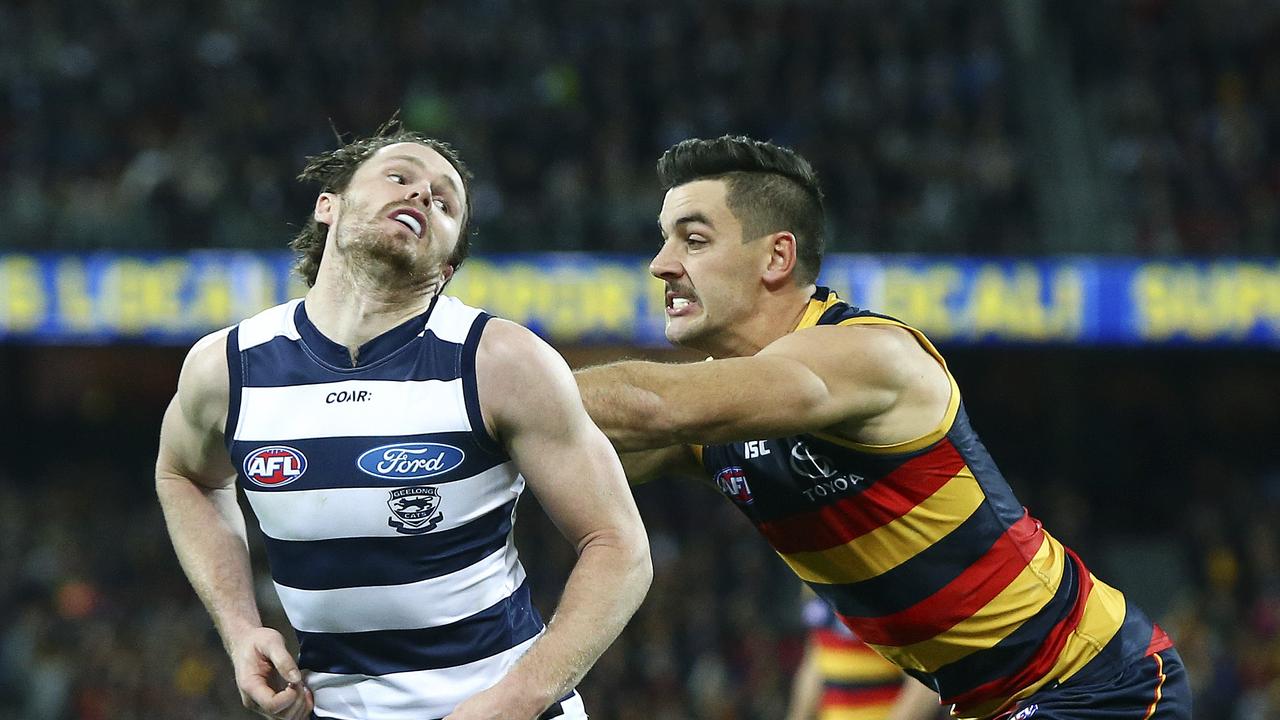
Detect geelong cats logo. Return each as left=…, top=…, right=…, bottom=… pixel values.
left=387, top=486, right=444, bottom=535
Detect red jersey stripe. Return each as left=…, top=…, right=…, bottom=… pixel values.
left=943, top=549, right=1094, bottom=709
left=813, top=629, right=880, bottom=651
left=1145, top=624, right=1174, bottom=656
left=840, top=513, right=1043, bottom=647
left=758, top=441, right=967, bottom=554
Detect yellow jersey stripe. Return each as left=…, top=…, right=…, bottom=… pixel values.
left=816, top=650, right=904, bottom=682
left=1031, top=574, right=1127, bottom=689
left=867, top=532, right=1064, bottom=671
left=779, top=467, right=984, bottom=583
left=820, top=705, right=900, bottom=720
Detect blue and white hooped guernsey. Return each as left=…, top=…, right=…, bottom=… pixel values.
left=224, top=294, right=585, bottom=720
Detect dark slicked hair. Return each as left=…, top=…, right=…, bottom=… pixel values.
left=290, top=118, right=474, bottom=287
left=657, top=135, right=825, bottom=284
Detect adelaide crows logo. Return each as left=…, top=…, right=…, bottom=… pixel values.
left=787, top=439, right=865, bottom=502
left=387, top=486, right=444, bottom=535
left=789, top=442, right=839, bottom=480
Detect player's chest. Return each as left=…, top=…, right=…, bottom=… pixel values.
left=701, top=436, right=902, bottom=521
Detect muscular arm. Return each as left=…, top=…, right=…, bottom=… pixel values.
left=452, top=320, right=652, bottom=719
left=155, top=329, right=258, bottom=644
left=575, top=324, right=951, bottom=452
left=155, top=330, right=310, bottom=719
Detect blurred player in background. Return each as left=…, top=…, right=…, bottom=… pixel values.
left=575, top=135, right=1191, bottom=719
left=785, top=592, right=941, bottom=720
left=155, top=123, right=651, bottom=720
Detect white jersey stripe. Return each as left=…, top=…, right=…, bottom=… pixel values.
left=235, top=378, right=470, bottom=441
left=236, top=298, right=302, bottom=351
left=245, top=463, right=522, bottom=541
left=308, top=634, right=544, bottom=720
left=424, top=295, right=483, bottom=344
left=276, top=542, right=525, bottom=633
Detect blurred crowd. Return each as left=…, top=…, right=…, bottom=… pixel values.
left=3, top=0, right=1280, bottom=718
left=0, top=346, right=1277, bottom=719
left=3, top=0, right=1277, bottom=256
left=1056, top=0, right=1280, bottom=254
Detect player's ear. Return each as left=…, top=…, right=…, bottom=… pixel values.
left=441, top=264, right=455, bottom=284
left=762, top=231, right=798, bottom=288
left=314, top=193, right=337, bottom=225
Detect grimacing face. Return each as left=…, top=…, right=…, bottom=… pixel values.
left=316, top=142, right=467, bottom=282
left=652, top=179, right=770, bottom=351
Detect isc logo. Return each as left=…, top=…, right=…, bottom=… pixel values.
left=243, top=446, right=307, bottom=488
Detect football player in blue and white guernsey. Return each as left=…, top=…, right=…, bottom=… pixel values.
left=156, top=123, right=651, bottom=720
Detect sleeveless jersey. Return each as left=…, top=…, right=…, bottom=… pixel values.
left=699, top=288, right=1171, bottom=719
left=802, top=597, right=905, bottom=720
left=224, top=295, right=555, bottom=720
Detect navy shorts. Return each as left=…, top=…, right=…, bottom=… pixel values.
left=995, top=649, right=1191, bottom=720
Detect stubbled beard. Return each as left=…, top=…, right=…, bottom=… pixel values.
left=336, top=201, right=435, bottom=283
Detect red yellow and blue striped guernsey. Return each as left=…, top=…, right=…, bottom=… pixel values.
left=696, top=287, right=1172, bottom=719
left=803, top=596, right=905, bottom=720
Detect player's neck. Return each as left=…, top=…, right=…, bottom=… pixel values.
left=698, top=284, right=816, bottom=359
left=305, top=256, right=442, bottom=358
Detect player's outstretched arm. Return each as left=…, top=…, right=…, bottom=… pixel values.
left=575, top=323, right=950, bottom=451
left=155, top=330, right=312, bottom=720
left=446, top=320, right=653, bottom=720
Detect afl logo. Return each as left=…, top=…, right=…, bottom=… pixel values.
left=357, top=442, right=466, bottom=480
left=715, top=466, right=754, bottom=505
left=243, top=446, right=307, bottom=488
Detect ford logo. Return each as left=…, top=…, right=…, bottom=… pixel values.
left=357, top=442, right=466, bottom=480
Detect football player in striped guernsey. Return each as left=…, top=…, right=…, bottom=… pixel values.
left=156, top=124, right=651, bottom=720
left=575, top=136, right=1191, bottom=719
left=785, top=593, right=942, bottom=720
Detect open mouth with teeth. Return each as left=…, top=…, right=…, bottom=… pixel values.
left=388, top=209, right=426, bottom=238
left=666, top=292, right=700, bottom=317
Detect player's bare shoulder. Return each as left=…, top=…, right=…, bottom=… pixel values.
left=475, top=318, right=574, bottom=387
left=766, top=322, right=946, bottom=396
left=758, top=321, right=951, bottom=443
left=174, top=327, right=234, bottom=438
left=157, top=327, right=237, bottom=488
left=474, top=318, right=582, bottom=440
